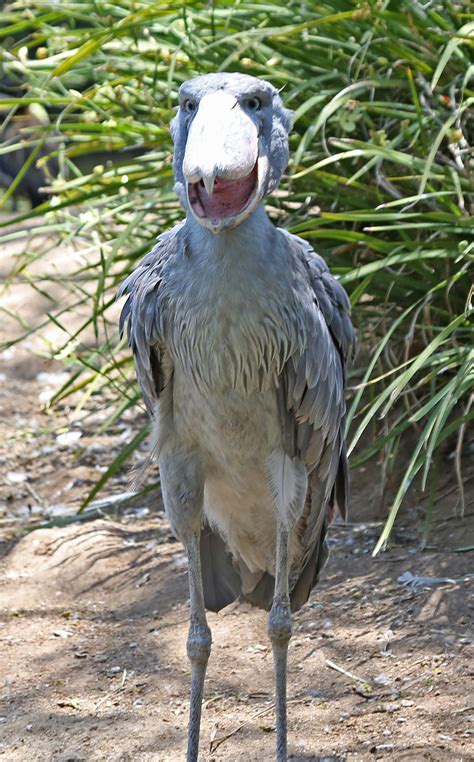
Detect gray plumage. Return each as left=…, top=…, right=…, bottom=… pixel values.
left=119, top=213, right=354, bottom=610
left=119, top=72, right=355, bottom=761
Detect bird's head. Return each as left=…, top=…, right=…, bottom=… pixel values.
left=171, top=73, right=292, bottom=233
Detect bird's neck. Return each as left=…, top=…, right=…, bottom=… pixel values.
left=186, top=204, right=275, bottom=261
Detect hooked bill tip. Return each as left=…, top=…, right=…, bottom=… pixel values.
left=202, top=175, right=215, bottom=196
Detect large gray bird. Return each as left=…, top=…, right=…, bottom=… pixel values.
left=119, top=72, right=355, bottom=761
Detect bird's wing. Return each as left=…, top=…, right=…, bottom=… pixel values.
left=276, top=230, right=356, bottom=607
left=117, top=223, right=185, bottom=416
left=277, top=228, right=355, bottom=491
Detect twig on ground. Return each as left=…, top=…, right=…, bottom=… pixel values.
left=209, top=697, right=307, bottom=753
left=325, top=658, right=371, bottom=685
left=209, top=704, right=274, bottom=752
left=453, top=704, right=474, bottom=715
left=24, top=481, right=48, bottom=508
left=94, top=669, right=128, bottom=712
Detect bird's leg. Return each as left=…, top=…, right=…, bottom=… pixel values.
left=158, top=453, right=208, bottom=762
left=268, top=523, right=292, bottom=762
left=185, top=530, right=211, bottom=762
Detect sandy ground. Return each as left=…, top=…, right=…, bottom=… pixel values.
left=1, top=223, right=473, bottom=761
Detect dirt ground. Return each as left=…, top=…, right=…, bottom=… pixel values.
left=1, top=224, right=473, bottom=761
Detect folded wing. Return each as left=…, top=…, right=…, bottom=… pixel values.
left=278, top=230, right=356, bottom=609
left=118, top=224, right=185, bottom=414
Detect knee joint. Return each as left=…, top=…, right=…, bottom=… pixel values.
left=268, top=595, right=292, bottom=647
left=187, top=622, right=211, bottom=665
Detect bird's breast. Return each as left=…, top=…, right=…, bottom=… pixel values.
left=166, top=282, right=294, bottom=396
left=159, top=227, right=310, bottom=406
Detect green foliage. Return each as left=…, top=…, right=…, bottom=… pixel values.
left=1, top=0, right=472, bottom=549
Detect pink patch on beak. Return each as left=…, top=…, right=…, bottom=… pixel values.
left=188, top=163, right=258, bottom=225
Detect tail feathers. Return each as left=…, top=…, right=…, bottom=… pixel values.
left=199, top=511, right=330, bottom=614
left=241, top=572, right=275, bottom=611
left=200, top=525, right=241, bottom=613
left=199, top=522, right=275, bottom=613
left=334, top=443, right=349, bottom=520
left=289, top=522, right=329, bottom=611
left=241, top=522, right=329, bottom=613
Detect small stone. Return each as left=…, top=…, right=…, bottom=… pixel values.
left=56, top=431, right=82, bottom=446
left=374, top=673, right=391, bottom=686
left=380, top=702, right=399, bottom=713
left=6, top=471, right=27, bottom=483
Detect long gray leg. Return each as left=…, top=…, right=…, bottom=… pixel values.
left=158, top=453, right=209, bottom=762
left=186, top=531, right=211, bottom=762
left=268, top=524, right=292, bottom=762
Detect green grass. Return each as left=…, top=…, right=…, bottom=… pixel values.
left=1, top=0, right=472, bottom=550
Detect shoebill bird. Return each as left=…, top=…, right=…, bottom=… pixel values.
left=119, top=72, right=355, bottom=761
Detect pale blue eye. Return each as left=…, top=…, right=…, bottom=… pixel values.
left=246, top=96, right=261, bottom=111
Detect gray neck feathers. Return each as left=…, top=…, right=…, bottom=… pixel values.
left=162, top=208, right=306, bottom=394
left=185, top=204, right=272, bottom=260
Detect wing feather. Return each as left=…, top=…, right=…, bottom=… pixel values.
left=277, top=228, right=355, bottom=473
left=276, top=230, right=356, bottom=607
left=118, top=223, right=185, bottom=415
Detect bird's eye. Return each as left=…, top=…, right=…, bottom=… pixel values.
left=183, top=99, right=197, bottom=114
left=246, top=96, right=261, bottom=111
